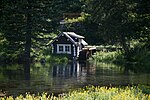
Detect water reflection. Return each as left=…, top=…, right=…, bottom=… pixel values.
left=52, top=61, right=95, bottom=78
left=0, top=61, right=150, bottom=96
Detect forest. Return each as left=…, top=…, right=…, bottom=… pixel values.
left=0, top=0, right=150, bottom=99
left=0, top=0, right=150, bottom=66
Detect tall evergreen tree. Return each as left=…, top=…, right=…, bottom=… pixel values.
left=135, top=0, right=150, bottom=47
left=84, top=0, right=137, bottom=53
left=0, top=0, right=84, bottom=63
left=0, top=0, right=55, bottom=63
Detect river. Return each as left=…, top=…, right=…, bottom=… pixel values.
left=0, top=61, right=150, bottom=96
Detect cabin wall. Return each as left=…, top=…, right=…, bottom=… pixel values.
left=51, top=34, right=87, bottom=59
left=52, top=35, right=77, bottom=58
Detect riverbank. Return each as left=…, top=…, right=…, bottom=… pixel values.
left=1, top=85, right=150, bottom=100
left=91, top=49, right=150, bottom=71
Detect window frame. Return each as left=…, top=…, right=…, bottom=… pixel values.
left=57, top=44, right=71, bottom=54
left=65, top=45, right=70, bottom=52
left=58, top=45, right=63, bottom=52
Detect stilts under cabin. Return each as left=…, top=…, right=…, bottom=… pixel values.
left=50, top=32, right=96, bottom=60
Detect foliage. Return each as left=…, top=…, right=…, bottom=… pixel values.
left=31, top=46, right=69, bottom=64
left=0, top=0, right=149, bottom=66
left=122, top=43, right=150, bottom=72
left=65, top=12, right=90, bottom=23
left=91, top=51, right=125, bottom=64
left=92, top=52, right=117, bottom=62
left=0, top=0, right=56, bottom=64
left=126, top=45, right=150, bottom=63
left=0, top=0, right=84, bottom=64
left=1, top=86, right=150, bottom=100
left=44, top=54, right=69, bottom=64
left=80, top=0, right=150, bottom=54
left=82, top=0, right=136, bottom=51
left=91, top=42, right=150, bottom=68
left=134, top=0, right=150, bottom=46
left=138, top=85, right=150, bottom=94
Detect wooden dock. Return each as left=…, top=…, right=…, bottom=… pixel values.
left=79, top=46, right=96, bottom=60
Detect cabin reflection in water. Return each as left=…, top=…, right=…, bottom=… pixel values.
left=52, top=61, right=96, bottom=78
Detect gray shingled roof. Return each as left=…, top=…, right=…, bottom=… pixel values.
left=81, top=39, right=88, bottom=46
left=51, top=32, right=88, bottom=46
left=64, top=32, right=85, bottom=39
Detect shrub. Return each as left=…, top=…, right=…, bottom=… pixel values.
left=45, top=54, right=69, bottom=64
left=91, top=51, right=125, bottom=63
left=1, top=86, right=150, bottom=100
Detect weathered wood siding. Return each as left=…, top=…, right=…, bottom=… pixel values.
left=52, top=35, right=76, bottom=58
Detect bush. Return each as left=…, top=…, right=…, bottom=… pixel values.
left=1, top=86, right=150, bottom=100
left=91, top=51, right=125, bottom=63
left=44, top=54, right=69, bottom=64
left=124, top=44, right=150, bottom=67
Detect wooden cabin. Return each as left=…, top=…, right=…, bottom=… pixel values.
left=50, top=13, right=96, bottom=60
left=50, top=32, right=89, bottom=59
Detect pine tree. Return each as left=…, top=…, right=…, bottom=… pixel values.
left=0, top=0, right=84, bottom=63
left=135, top=0, right=150, bottom=47
left=0, top=0, right=55, bottom=63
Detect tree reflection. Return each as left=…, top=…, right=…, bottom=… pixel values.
left=52, top=61, right=96, bottom=78
left=24, top=62, right=30, bottom=80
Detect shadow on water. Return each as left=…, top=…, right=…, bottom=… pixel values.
left=24, top=63, right=30, bottom=80
left=0, top=60, right=150, bottom=96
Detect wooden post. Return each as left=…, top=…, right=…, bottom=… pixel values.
left=73, top=44, right=76, bottom=57
left=51, top=44, right=54, bottom=54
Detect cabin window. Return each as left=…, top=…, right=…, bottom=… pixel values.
left=59, top=46, right=63, bottom=52
left=65, top=46, right=70, bottom=52
left=57, top=44, right=71, bottom=54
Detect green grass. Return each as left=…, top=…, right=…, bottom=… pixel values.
left=91, top=48, right=150, bottom=66
left=32, top=46, right=69, bottom=64
left=91, top=51, right=125, bottom=64
left=1, top=86, right=150, bottom=100
left=44, top=54, right=69, bottom=64
left=91, top=50, right=150, bottom=73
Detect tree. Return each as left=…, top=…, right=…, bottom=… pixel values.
left=0, top=0, right=55, bottom=63
left=0, top=0, right=85, bottom=64
left=83, top=0, right=137, bottom=53
left=135, top=0, right=150, bottom=47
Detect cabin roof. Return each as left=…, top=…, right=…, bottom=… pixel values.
left=64, top=32, right=85, bottom=39
left=51, top=32, right=88, bottom=46
left=81, top=39, right=88, bottom=46
left=63, top=32, right=77, bottom=44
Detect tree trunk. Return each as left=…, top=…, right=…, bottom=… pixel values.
left=24, top=23, right=31, bottom=79
left=120, top=34, right=130, bottom=54
left=24, top=0, right=32, bottom=76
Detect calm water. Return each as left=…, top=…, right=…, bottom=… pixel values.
left=0, top=61, right=150, bottom=96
